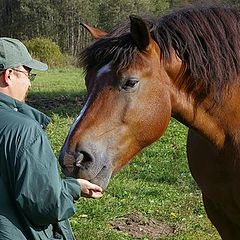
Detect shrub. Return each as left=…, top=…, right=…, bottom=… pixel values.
left=24, top=38, right=66, bottom=67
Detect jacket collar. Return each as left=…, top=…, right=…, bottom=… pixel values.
left=0, top=93, right=51, bottom=129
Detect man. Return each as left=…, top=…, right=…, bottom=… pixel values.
left=0, top=37, right=103, bottom=240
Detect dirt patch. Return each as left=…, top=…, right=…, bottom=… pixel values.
left=27, top=96, right=83, bottom=112
left=110, top=212, right=176, bottom=239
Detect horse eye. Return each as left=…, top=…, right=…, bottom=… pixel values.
left=122, top=78, right=139, bottom=91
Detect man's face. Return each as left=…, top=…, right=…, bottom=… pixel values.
left=10, top=66, right=32, bottom=102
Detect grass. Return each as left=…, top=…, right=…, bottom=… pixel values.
left=29, top=68, right=220, bottom=240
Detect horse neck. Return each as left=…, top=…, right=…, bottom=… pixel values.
left=171, top=82, right=240, bottom=149
left=163, top=45, right=240, bottom=149
left=170, top=88, right=227, bottom=149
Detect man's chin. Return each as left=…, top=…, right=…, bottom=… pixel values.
left=23, top=91, right=29, bottom=102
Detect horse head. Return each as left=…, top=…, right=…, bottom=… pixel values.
left=59, top=16, right=181, bottom=189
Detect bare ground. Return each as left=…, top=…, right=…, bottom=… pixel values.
left=110, top=212, right=176, bottom=239
left=27, top=95, right=83, bottom=112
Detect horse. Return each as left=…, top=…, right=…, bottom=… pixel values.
left=59, top=5, right=240, bottom=239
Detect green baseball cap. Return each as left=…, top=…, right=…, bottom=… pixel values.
left=0, top=37, right=48, bottom=71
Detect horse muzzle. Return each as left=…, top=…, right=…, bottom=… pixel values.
left=59, top=148, right=112, bottom=189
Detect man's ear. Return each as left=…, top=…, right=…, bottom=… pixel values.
left=3, top=69, right=13, bottom=85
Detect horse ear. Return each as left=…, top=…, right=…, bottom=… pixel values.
left=80, top=23, right=108, bottom=39
left=130, top=15, right=150, bottom=51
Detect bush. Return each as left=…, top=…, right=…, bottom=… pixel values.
left=24, top=38, right=68, bottom=67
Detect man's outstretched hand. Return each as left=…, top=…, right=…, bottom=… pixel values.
left=77, top=179, right=103, bottom=199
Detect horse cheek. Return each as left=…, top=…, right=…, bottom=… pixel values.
left=151, top=107, right=171, bottom=145
left=140, top=94, right=171, bottom=147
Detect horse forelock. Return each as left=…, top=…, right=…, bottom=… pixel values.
left=79, top=32, right=138, bottom=74
left=80, top=4, right=240, bottom=105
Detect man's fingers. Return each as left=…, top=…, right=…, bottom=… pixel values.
left=89, top=183, right=103, bottom=193
left=77, top=178, right=103, bottom=198
left=81, top=189, right=103, bottom=198
left=88, top=184, right=103, bottom=198
left=91, top=191, right=103, bottom=199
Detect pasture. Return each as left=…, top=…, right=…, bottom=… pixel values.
left=28, top=68, right=219, bottom=239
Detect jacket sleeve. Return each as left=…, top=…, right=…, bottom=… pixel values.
left=14, top=129, right=81, bottom=226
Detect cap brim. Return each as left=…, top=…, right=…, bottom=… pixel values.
left=24, top=59, right=48, bottom=71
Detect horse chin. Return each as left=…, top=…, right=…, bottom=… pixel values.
left=61, top=165, right=111, bottom=189
left=72, top=165, right=112, bottom=190
left=89, top=166, right=112, bottom=189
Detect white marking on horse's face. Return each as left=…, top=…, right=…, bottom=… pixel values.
left=97, top=62, right=112, bottom=79
left=72, top=62, right=111, bottom=130
left=68, top=93, right=93, bottom=138
left=62, top=62, right=112, bottom=150
left=60, top=93, right=93, bottom=156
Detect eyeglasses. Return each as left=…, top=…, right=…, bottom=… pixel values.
left=12, top=69, right=36, bottom=81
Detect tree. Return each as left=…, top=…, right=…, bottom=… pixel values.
left=0, top=0, right=20, bottom=38
left=97, top=0, right=169, bottom=32
left=3, top=0, right=218, bottom=56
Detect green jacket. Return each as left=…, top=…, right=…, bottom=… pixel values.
left=0, top=93, right=80, bottom=240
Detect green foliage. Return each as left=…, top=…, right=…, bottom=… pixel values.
left=1, top=0, right=237, bottom=57
left=28, top=68, right=220, bottom=239
left=97, top=0, right=169, bottom=31
left=24, top=38, right=71, bottom=67
left=0, top=0, right=170, bottom=56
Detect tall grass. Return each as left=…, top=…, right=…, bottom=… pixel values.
left=29, top=68, right=220, bottom=240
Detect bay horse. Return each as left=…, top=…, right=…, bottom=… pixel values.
left=59, top=5, right=240, bottom=239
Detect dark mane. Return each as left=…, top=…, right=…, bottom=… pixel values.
left=156, top=5, right=240, bottom=103
left=80, top=5, right=240, bottom=104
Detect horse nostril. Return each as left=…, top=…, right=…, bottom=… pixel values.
left=74, top=151, right=93, bottom=169
left=74, top=152, right=84, bottom=167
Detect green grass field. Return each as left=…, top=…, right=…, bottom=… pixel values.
left=29, top=68, right=220, bottom=240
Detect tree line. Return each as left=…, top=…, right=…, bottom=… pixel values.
left=0, top=0, right=239, bottom=56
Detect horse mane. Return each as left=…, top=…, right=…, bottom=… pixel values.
left=80, top=5, right=240, bottom=104
left=80, top=17, right=156, bottom=72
